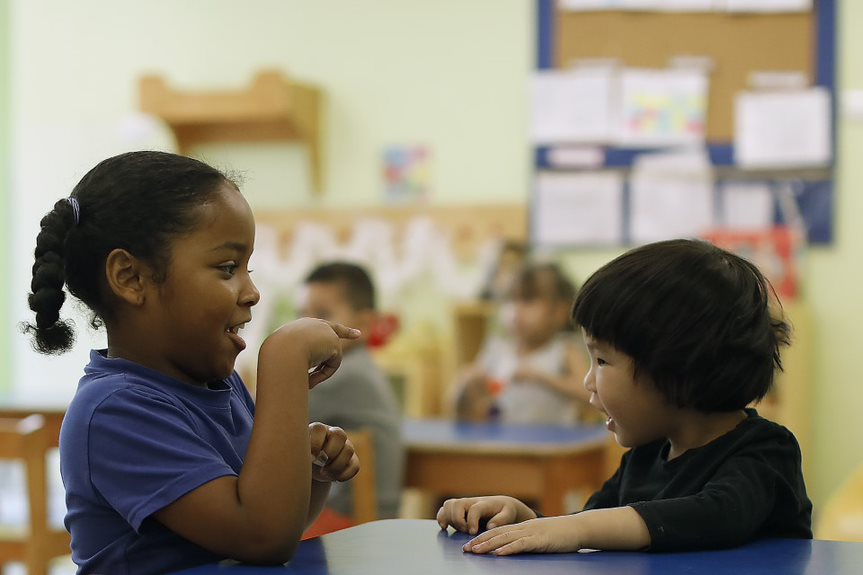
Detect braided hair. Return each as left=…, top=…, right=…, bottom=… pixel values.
left=23, top=151, right=236, bottom=354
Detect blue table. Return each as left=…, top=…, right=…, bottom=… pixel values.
left=403, top=419, right=610, bottom=516
left=172, top=519, right=863, bottom=574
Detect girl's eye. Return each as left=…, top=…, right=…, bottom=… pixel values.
left=596, top=358, right=608, bottom=367
left=218, top=264, right=238, bottom=276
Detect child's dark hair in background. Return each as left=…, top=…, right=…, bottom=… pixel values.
left=306, top=262, right=376, bottom=312
left=28, top=151, right=360, bottom=575
left=438, top=239, right=811, bottom=555
left=510, top=262, right=577, bottom=332
left=573, top=238, right=790, bottom=412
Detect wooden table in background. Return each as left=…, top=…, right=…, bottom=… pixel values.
left=403, top=419, right=610, bottom=517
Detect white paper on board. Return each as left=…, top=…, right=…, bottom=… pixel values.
left=560, top=0, right=720, bottom=11
left=629, top=148, right=716, bottom=243
left=735, top=87, right=832, bottom=168
left=725, top=0, right=811, bottom=12
left=533, top=171, right=624, bottom=246
left=722, top=183, right=775, bottom=231
left=530, top=69, right=615, bottom=144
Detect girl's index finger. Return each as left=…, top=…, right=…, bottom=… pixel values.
left=324, top=321, right=361, bottom=340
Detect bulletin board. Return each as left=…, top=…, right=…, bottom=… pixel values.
left=554, top=11, right=815, bottom=142
left=533, top=0, right=837, bottom=245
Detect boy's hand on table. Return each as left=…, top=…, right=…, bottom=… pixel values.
left=437, top=496, right=537, bottom=535
left=309, top=422, right=360, bottom=483
left=463, top=516, right=581, bottom=556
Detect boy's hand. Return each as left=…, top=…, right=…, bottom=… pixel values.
left=264, top=318, right=361, bottom=388
left=463, top=516, right=582, bottom=556
left=309, top=423, right=360, bottom=483
left=436, top=496, right=537, bottom=535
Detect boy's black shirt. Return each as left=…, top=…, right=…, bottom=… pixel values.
left=583, top=409, right=812, bottom=551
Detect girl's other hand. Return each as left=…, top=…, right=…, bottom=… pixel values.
left=309, top=422, right=360, bottom=483
left=436, top=496, right=537, bottom=536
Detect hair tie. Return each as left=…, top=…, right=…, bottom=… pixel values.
left=66, top=197, right=80, bottom=225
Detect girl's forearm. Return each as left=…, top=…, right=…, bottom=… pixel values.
left=234, top=340, right=313, bottom=557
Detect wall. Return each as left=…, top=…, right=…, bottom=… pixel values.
left=7, top=0, right=531, bottom=398
left=0, top=0, right=10, bottom=393
left=6, top=0, right=863, bottom=507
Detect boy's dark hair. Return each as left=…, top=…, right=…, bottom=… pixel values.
left=510, top=262, right=577, bottom=304
left=305, top=262, right=376, bottom=311
left=23, top=151, right=237, bottom=355
left=572, top=239, right=791, bottom=413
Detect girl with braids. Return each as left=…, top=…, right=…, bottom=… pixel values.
left=24, top=151, right=361, bottom=575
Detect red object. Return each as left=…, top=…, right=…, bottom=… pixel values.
left=367, top=313, right=400, bottom=349
left=302, top=508, right=355, bottom=540
left=701, top=227, right=800, bottom=301
left=486, top=378, right=505, bottom=397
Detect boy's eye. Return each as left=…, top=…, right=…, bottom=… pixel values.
left=596, top=358, right=608, bottom=366
left=218, top=263, right=238, bottom=276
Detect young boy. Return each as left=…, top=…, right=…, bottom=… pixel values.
left=437, top=239, right=812, bottom=555
left=300, top=262, right=404, bottom=520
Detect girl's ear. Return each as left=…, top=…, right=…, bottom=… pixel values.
left=104, top=248, right=150, bottom=306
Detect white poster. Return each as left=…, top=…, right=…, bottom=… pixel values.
left=530, top=69, right=616, bottom=144
left=722, top=183, right=775, bottom=231
left=735, top=88, right=832, bottom=168
left=628, top=149, right=715, bottom=243
left=533, top=172, right=624, bottom=246
left=725, top=0, right=812, bottom=12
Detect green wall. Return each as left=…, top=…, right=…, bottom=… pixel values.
left=1, top=0, right=10, bottom=393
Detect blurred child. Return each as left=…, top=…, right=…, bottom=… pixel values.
left=25, top=152, right=360, bottom=575
left=454, top=263, right=590, bottom=425
left=438, top=239, right=812, bottom=555
left=300, top=262, right=404, bottom=522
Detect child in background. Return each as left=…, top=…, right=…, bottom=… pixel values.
left=438, top=240, right=812, bottom=555
left=454, top=263, right=591, bottom=425
left=300, top=262, right=404, bottom=523
left=25, top=152, right=360, bottom=575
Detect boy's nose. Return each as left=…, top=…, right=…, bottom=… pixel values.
left=583, top=369, right=596, bottom=392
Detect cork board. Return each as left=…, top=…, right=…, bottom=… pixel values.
left=555, top=10, right=814, bottom=142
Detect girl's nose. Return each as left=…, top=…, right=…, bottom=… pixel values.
left=241, top=276, right=261, bottom=307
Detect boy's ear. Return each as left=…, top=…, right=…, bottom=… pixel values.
left=104, top=248, right=151, bottom=306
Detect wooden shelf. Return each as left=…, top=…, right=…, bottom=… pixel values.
left=139, top=70, right=325, bottom=194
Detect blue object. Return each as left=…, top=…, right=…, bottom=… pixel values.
left=402, top=418, right=608, bottom=449
left=60, top=350, right=255, bottom=575
left=169, top=519, right=863, bottom=574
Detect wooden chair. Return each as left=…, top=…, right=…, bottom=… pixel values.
left=346, top=430, right=378, bottom=524
left=0, top=415, right=71, bottom=575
